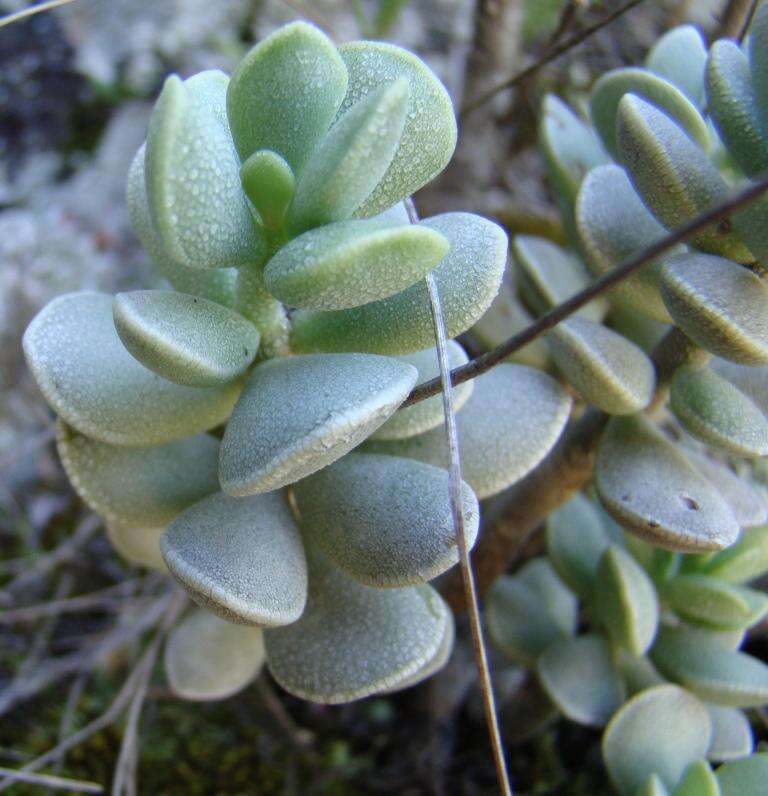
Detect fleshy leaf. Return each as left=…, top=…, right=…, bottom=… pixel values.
left=537, top=634, right=626, bottom=727
left=370, top=341, right=473, bottom=440
left=57, top=422, right=219, bottom=528
left=595, top=415, right=740, bottom=552
left=575, top=164, right=673, bottom=322
left=670, top=364, right=768, bottom=457
left=240, top=150, right=295, bottom=231
left=294, top=452, right=479, bottom=587
left=290, top=212, right=507, bottom=355
left=602, top=684, right=712, bottom=795
left=749, top=0, right=768, bottom=130
left=338, top=41, right=457, bottom=216
left=366, top=364, right=572, bottom=499
left=591, top=67, right=709, bottom=157
left=288, top=79, right=409, bottom=231
left=226, top=22, right=348, bottom=171
left=545, top=493, right=617, bottom=598
left=662, top=574, right=768, bottom=631
left=220, top=354, right=417, bottom=495
left=263, top=218, right=449, bottom=310
left=164, top=608, right=265, bottom=701
left=113, top=290, right=260, bottom=387
left=106, top=522, right=166, bottom=571
left=264, top=543, right=450, bottom=703
left=487, top=559, right=577, bottom=666
left=706, top=704, right=754, bottom=762
left=595, top=545, right=659, bottom=655
left=716, top=754, right=768, bottom=794
left=710, top=359, right=768, bottom=415
left=161, top=491, right=307, bottom=626
left=707, top=40, right=768, bottom=177
left=548, top=317, right=655, bottom=415
left=660, top=253, right=768, bottom=365
left=646, top=25, right=707, bottom=106
left=651, top=625, right=768, bottom=707
left=617, top=94, right=750, bottom=261
left=513, top=235, right=606, bottom=320
left=23, top=292, right=241, bottom=446
left=640, top=775, right=671, bottom=796
left=145, top=71, right=268, bottom=270
left=672, top=760, right=720, bottom=796
left=699, top=526, right=768, bottom=584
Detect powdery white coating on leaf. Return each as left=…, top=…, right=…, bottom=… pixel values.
left=670, top=365, right=768, bottom=457
left=594, top=545, right=659, bottom=655
left=590, top=67, right=710, bottom=157
left=602, top=684, right=711, bottom=795
left=537, top=634, right=626, bottom=727
left=126, top=145, right=238, bottom=308
left=106, top=522, right=166, bottom=571
left=707, top=40, right=768, bottom=178
left=164, top=608, right=265, bottom=702
left=226, top=22, right=348, bottom=172
left=548, top=317, right=655, bottom=415
left=366, top=364, right=572, bottom=499
left=711, top=358, right=768, bottom=415
left=22, top=292, right=241, bottom=446
left=513, top=235, right=606, bottom=321
left=145, top=71, right=268, bottom=270
left=595, top=415, right=740, bottom=552
left=264, top=544, right=449, bottom=704
left=575, top=164, right=673, bottom=322
left=616, top=94, right=751, bottom=262
left=161, top=491, right=307, bottom=626
left=113, top=290, right=260, bottom=387
left=290, top=212, right=507, bottom=355
left=57, top=422, right=219, bottom=528
left=264, top=218, right=449, bottom=310
left=288, top=79, right=409, bottom=232
left=705, top=704, right=754, bottom=762
left=370, top=340, right=473, bottom=440
left=646, top=25, right=707, bottom=107
left=486, top=559, right=577, bottom=666
left=661, top=253, right=768, bottom=366
left=294, top=453, right=479, bottom=587
left=339, top=41, right=457, bottom=216
left=219, top=354, right=417, bottom=496
left=650, top=625, right=768, bottom=708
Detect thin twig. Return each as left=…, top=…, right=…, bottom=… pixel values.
left=460, top=0, right=648, bottom=117
left=405, top=173, right=768, bottom=407
left=0, top=0, right=81, bottom=29
left=737, top=0, right=760, bottom=43
left=409, top=198, right=512, bottom=796
left=0, top=767, right=102, bottom=794
left=717, top=0, right=759, bottom=41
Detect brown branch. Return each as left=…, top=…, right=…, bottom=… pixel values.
left=460, top=0, right=648, bottom=117
left=716, top=0, right=759, bottom=41
left=404, top=173, right=768, bottom=408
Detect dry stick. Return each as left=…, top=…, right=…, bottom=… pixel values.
left=0, top=0, right=81, bottom=29
left=404, top=173, right=768, bottom=408
left=717, top=0, right=759, bottom=40
left=460, top=0, right=648, bottom=117
left=0, top=767, right=102, bottom=794
left=737, top=0, right=760, bottom=43
left=408, top=199, right=512, bottom=796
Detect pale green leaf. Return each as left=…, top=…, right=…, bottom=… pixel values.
left=219, top=354, right=417, bottom=495
left=717, top=754, right=768, bottom=795
left=595, top=415, right=740, bottom=552
left=602, top=684, right=712, bottom=795
left=672, top=760, right=720, bottom=796
left=365, top=364, right=572, bottom=499
left=288, top=79, right=409, bottom=231
left=699, top=525, right=768, bottom=584
left=264, top=218, right=449, bottom=310
left=264, top=543, right=450, bottom=703
left=226, top=22, right=348, bottom=171
left=290, top=212, right=507, bottom=355
left=161, top=491, right=307, bottom=626
left=646, top=25, right=707, bottom=106
left=145, top=71, right=268, bottom=269
left=164, top=608, right=265, bottom=701
left=706, top=704, right=753, bottom=762
left=106, top=522, right=166, bottom=571
left=339, top=41, right=457, bottom=216
left=240, top=150, right=295, bottom=231
left=537, top=634, right=626, bottom=727
left=23, top=292, right=241, bottom=446
left=638, top=774, right=671, bottom=796
left=294, top=452, right=479, bottom=587
left=749, top=0, right=768, bottom=130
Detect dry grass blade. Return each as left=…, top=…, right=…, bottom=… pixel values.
left=0, top=767, right=102, bottom=793
left=0, top=0, right=81, bottom=30
left=406, top=199, right=512, bottom=795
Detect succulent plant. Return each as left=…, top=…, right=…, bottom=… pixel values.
left=22, top=21, right=579, bottom=706
left=486, top=10, right=768, bottom=793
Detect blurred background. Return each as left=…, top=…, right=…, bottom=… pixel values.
left=0, top=1, right=739, bottom=793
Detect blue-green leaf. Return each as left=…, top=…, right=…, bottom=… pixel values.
left=646, top=25, right=708, bottom=106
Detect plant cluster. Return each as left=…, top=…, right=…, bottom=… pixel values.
left=483, top=9, right=768, bottom=794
